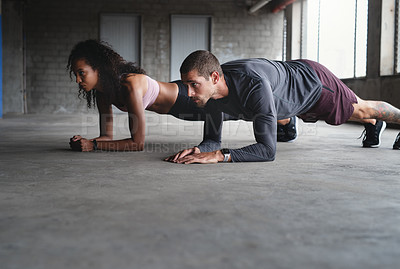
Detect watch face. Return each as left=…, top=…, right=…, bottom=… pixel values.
left=221, top=148, right=230, bottom=155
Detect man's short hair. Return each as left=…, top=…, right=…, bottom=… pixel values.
left=180, top=50, right=223, bottom=80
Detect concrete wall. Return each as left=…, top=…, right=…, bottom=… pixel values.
left=2, top=0, right=24, bottom=114
left=4, top=0, right=400, bottom=115
left=3, top=0, right=284, bottom=114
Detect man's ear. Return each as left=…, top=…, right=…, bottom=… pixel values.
left=211, top=71, right=220, bottom=84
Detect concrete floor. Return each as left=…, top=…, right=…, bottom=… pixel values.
left=1, top=112, right=400, bottom=269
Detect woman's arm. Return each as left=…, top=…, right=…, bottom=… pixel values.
left=95, top=92, right=114, bottom=141
left=78, top=75, right=147, bottom=152
left=69, top=93, right=113, bottom=149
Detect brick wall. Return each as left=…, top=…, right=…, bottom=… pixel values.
left=2, top=0, right=24, bottom=114
left=21, top=0, right=284, bottom=113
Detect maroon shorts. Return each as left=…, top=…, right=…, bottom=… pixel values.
left=298, top=60, right=358, bottom=125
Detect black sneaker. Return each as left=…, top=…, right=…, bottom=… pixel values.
left=361, top=120, right=386, bottom=148
left=393, top=132, right=400, bottom=149
left=277, top=116, right=297, bottom=142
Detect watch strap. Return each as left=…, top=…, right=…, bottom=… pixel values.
left=93, top=140, right=98, bottom=151
left=221, top=148, right=230, bottom=162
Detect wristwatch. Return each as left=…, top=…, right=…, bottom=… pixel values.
left=93, top=139, right=98, bottom=151
left=221, top=148, right=230, bottom=162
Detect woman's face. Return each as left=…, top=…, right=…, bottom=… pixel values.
left=72, top=59, right=100, bottom=92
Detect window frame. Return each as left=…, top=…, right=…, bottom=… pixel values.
left=286, top=0, right=368, bottom=79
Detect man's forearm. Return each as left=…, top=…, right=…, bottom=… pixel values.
left=229, top=142, right=275, bottom=162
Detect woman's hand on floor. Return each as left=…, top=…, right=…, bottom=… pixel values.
left=69, top=136, right=94, bottom=152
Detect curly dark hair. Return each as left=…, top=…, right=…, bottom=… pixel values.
left=67, top=39, right=146, bottom=108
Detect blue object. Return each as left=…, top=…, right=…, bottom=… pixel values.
left=0, top=14, right=3, bottom=118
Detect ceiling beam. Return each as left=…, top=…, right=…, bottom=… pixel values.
left=248, top=0, right=272, bottom=14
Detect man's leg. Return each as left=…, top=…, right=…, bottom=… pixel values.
left=298, top=59, right=397, bottom=148
left=348, top=100, right=384, bottom=147
left=350, top=96, right=400, bottom=148
left=350, top=96, right=400, bottom=124
left=277, top=118, right=290, bottom=125
left=350, top=96, right=400, bottom=122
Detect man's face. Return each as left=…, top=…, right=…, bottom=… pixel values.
left=181, top=70, right=215, bottom=107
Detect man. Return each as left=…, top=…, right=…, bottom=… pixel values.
left=165, top=50, right=400, bottom=164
